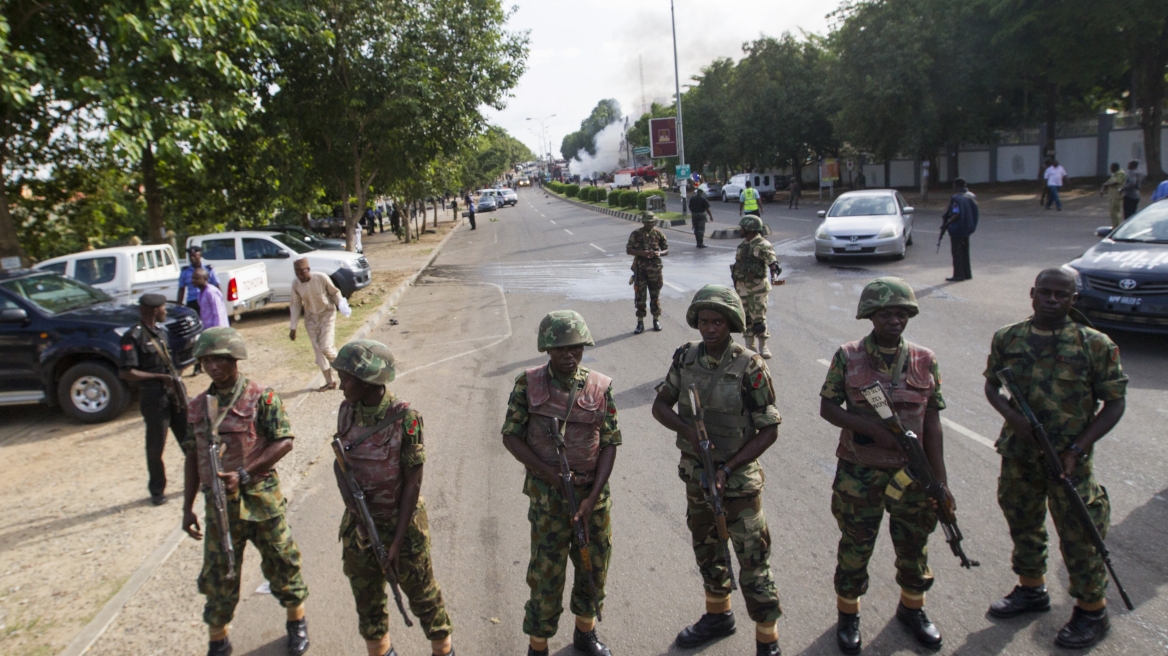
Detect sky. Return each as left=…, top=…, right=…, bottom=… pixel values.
left=484, top=0, right=846, bottom=162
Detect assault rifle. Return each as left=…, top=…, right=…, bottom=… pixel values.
left=995, top=369, right=1134, bottom=610
left=551, top=402, right=602, bottom=622
left=204, top=396, right=236, bottom=580
left=936, top=211, right=953, bottom=253
left=858, top=383, right=979, bottom=569
left=332, top=437, right=413, bottom=626
left=687, top=384, right=737, bottom=590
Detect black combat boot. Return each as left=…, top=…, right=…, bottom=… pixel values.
left=987, top=585, right=1051, bottom=618
left=573, top=627, right=612, bottom=656
left=652, top=317, right=662, bottom=331
left=634, top=320, right=645, bottom=335
left=527, top=646, right=548, bottom=656
left=895, top=603, right=941, bottom=649
left=756, top=639, right=781, bottom=655
left=285, top=618, right=309, bottom=656
left=675, top=611, right=736, bottom=648
left=836, top=611, right=861, bottom=654
left=1054, top=606, right=1109, bottom=649
left=207, top=638, right=233, bottom=656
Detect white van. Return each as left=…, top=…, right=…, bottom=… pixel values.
left=720, top=172, right=779, bottom=203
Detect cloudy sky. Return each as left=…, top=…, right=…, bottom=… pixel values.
left=485, top=0, right=845, bottom=160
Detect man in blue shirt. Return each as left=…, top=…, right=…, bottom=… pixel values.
left=942, top=178, right=979, bottom=282
left=177, top=245, right=220, bottom=311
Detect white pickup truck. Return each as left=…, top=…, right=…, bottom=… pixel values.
left=35, top=244, right=273, bottom=320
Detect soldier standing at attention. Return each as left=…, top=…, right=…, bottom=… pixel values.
left=819, top=278, right=950, bottom=653
left=331, top=340, right=455, bottom=656
left=626, top=211, right=669, bottom=334
left=182, top=327, right=310, bottom=656
left=651, top=285, right=783, bottom=656
left=731, top=216, right=781, bottom=359
left=983, top=268, right=1127, bottom=649
left=501, top=311, right=620, bottom=656
left=119, top=293, right=187, bottom=506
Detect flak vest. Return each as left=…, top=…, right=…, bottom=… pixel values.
left=836, top=339, right=936, bottom=469
left=334, top=399, right=411, bottom=520
left=676, top=342, right=757, bottom=460
left=524, top=365, right=611, bottom=485
left=742, top=187, right=759, bottom=211
left=189, top=380, right=268, bottom=488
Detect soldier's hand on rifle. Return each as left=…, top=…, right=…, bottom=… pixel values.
left=714, top=466, right=728, bottom=496
left=183, top=509, right=203, bottom=540
left=1060, top=449, right=1080, bottom=479
left=573, top=496, right=596, bottom=541
left=682, top=425, right=704, bottom=456
left=928, top=483, right=956, bottom=514
left=158, top=373, right=175, bottom=389
left=1005, top=415, right=1034, bottom=444
left=385, top=539, right=402, bottom=575
left=535, top=463, right=561, bottom=487
left=219, top=469, right=241, bottom=494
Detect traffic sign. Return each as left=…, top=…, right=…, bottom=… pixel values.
left=675, top=164, right=691, bottom=179
left=633, top=146, right=651, bottom=156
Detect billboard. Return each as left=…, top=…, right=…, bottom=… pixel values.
left=820, top=158, right=840, bottom=183
left=649, top=117, right=677, bottom=158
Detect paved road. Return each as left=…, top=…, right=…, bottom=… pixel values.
left=226, top=187, right=1168, bottom=655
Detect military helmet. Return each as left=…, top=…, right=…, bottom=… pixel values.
left=739, top=215, right=764, bottom=233
left=685, top=284, right=746, bottom=333
left=641, top=210, right=657, bottom=224
left=856, top=276, right=920, bottom=319
left=333, top=339, right=395, bottom=385
left=537, top=310, right=594, bottom=352
left=193, top=326, right=248, bottom=360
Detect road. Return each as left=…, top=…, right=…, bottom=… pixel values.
left=225, top=187, right=1168, bottom=655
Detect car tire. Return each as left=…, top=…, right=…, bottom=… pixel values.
left=815, top=254, right=830, bottom=263
left=58, top=361, right=130, bottom=424
left=722, top=191, right=728, bottom=202
left=906, top=230, right=913, bottom=246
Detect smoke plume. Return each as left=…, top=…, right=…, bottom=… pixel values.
left=568, top=122, right=625, bottom=176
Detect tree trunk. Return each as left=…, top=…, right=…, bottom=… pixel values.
left=338, top=179, right=356, bottom=252
left=1044, top=82, right=1059, bottom=159
left=142, top=142, right=166, bottom=244
left=0, top=144, right=28, bottom=268
left=432, top=199, right=438, bottom=228
left=1137, top=18, right=1168, bottom=182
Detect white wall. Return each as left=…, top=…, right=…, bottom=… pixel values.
left=1054, top=137, right=1097, bottom=177
left=1110, top=129, right=1146, bottom=172
left=958, top=151, right=991, bottom=184
left=863, top=164, right=884, bottom=188
left=890, top=160, right=915, bottom=187
left=997, top=145, right=1041, bottom=182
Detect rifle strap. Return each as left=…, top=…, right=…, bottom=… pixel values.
left=142, top=326, right=179, bottom=377
left=339, top=406, right=412, bottom=451
left=699, top=346, right=739, bottom=408
left=208, top=379, right=249, bottom=443
left=555, top=374, right=582, bottom=448
left=890, top=341, right=909, bottom=389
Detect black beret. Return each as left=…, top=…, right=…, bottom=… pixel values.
left=140, top=293, right=167, bottom=308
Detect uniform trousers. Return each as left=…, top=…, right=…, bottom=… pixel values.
left=950, top=236, right=972, bottom=280
left=691, top=213, right=707, bottom=245
left=140, top=385, right=187, bottom=497
left=734, top=279, right=771, bottom=339
left=633, top=266, right=663, bottom=318
left=303, top=311, right=338, bottom=373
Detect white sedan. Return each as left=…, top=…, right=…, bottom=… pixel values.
left=814, top=190, right=915, bottom=262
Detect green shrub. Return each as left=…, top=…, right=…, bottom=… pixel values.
left=596, top=188, right=607, bottom=202
left=565, top=184, right=580, bottom=198
left=608, top=189, right=620, bottom=206
left=581, top=187, right=594, bottom=201
left=588, top=187, right=600, bottom=201
left=620, top=190, right=638, bottom=208
left=637, top=189, right=667, bottom=211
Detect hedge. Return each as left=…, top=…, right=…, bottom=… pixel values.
left=565, top=184, right=580, bottom=198
left=619, top=190, right=638, bottom=208
left=608, top=190, right=621, bottom=206
left=595, top=188, right=607, bottom=202
left=637, top=189, right=667, bottom=211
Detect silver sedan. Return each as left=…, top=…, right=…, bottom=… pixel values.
left=814, top=189, right=915, bottom=262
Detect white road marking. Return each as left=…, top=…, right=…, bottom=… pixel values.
left=395, top=281, right=512, bottom=378
left=564, top=229, right=574, bottom=235
left=589, top=243, right=606, bottom=253
left=549, top=220, right=556, bottom=224
left=663, top=280, right=686, bottom=292
left=816, top=358, right=831, bottom=367
left=771, top=214, right=814, bottom=222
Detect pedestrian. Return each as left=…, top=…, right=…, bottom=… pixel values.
left=787, top=178, right=801, bottom=210
left=193, top=268, right=229, bottom=328
left=501, top=311, right=619, bottom=656
left=118, top=293, right=188, bottom=506
left=390, top=204, right=402, bottom=238
left=942, top=177, right=979, bottom=282
left=177, top=245, right=220, bottom=311
left=1044, top=159, right=1067, bottom=211
left=376, top=207, right=385, bottom=233
left=182, top=327, right=311, bottom=656
left=856, top=170, right=866, bottom=190
left=689, top=188, right=713, bottom=248
left=289, top=257, right=342, bottom=391
left=1121, top=160, right=1143, bottom=219
left=1099, top=163, right=1126, bottom=228
left=354, top=218, right=364, bottom=253
left=983, top=268, right=1127, bottom=649
left=626, top=211, right=669, bottom=334
left=731, top=216, right=781, bottom=359
left=1040, top=158, right=1053, bottom=207
left=364, top=208, right=376, bottom=236
left=650, top=285, right=783, bottom=656
left=739, top=179, right=762, bottom=218
left=331, top=340, right=456, bottom=656
left=451, top=197, right=458, bottom=221
left=819, top=278, right=951, bottom=653
left=467, top=196, right=476, bottom=231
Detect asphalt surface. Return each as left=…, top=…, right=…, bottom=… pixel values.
left=226, top=187, right=1168, bottom=655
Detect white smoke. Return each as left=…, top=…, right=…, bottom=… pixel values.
left=568, top=122, right=625, bottom=176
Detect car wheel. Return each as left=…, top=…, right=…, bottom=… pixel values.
left=722, top=191, right=728, bottom=202
left=906, top=230, right=913, bottom=246
left=815, top=253, right=830, bottom=263
left=58, top=361, right=129, bottom=423
left=893, top=238, right=907, bottom=260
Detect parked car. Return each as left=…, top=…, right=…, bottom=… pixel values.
left=499, top=188, right=519, bottom=206
left=187, top=231, right=371, bottom=301
left=1063, top=204, right=1168, bottom=334
left=813, top=189, right=915, bottom=262
left=721, top=172, right=779, bottom=202
left=0, top=269, right=202, bottom=422
left=698, top=181, right=723, bottom=196
left=260, top=224, right=346, bottom=251
left=476, top=193, right=499, bottom=212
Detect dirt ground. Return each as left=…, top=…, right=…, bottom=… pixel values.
left=0, top=217, right=459, bottom=656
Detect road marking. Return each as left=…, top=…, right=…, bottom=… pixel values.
left=564, top=229, right=574, bottom=235
left=589, top=243, right=606, bottom=253
left=549, top=219, right=556, bottom=224
left=395, top=281, right=512, bottom=378
left=663, top=280, right=686, bottom=292
left=816, top=358, right=831, bottom=367
left=772, top=214, right=815, bottom=222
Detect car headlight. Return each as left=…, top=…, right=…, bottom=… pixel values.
left=815, top=225, right=830, bottom=240
left=1062, top=265, right=1083, bottom=291
left=335, top=260, right=355, bottom=270
left=878, top=223, right=899, bottom=239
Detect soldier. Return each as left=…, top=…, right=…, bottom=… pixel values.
left=501, top=311, right=620, bottom=656
left=651, top=285, right=783, bottom=656
left=818, top=277, right=950, bottom=653
left=730, top=216, right=781, bottom=359
left=119, top=293, right=187, bottom=506
left=626, top=211, right=669, bottom=334
left=181, top=327, right=310, bottom=656
left=331, top=340, right=455, bottom=656
left=983, top=268, right=1127, bottom=649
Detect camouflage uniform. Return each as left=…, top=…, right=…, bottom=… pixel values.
left=627, top=215, right=669, bottom=319
left=731, top=218, right=778, bottom=340
left=655, top=286, right=783, bottom=624
left=984, top=318, right=1127, bottom=604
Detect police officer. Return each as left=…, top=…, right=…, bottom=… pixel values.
left=651, top=285, right=783, bottom=656
left=331, top=340, right=455, bottom=656
left=119, top=293, right=187, bottom=506
left=626, top=211, right=669, bottom=334
left=501, top=311, right=620, bottom=656
left=181, top=327, right=310, bottom=656
left=739, top=179, right=762, bottom=218
left=983, top=268, right=1127, bottom=649
left=818, top=277, right=950, bottom=653
left=731, top=216, right=781, bottom=359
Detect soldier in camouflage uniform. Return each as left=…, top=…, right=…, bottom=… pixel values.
left=819, top=277, right=951, bottom=652
left=625, top=211, right=669, bottom=334
left=501, top=311, right=620, bottom=656
left=331, top=340, right=454, bottom=656
left=983, top=268, right=1127, bottom=649
left=730, top=216, right=781, bottom=359
left=181, top=327, right=310, bottom=656
left=651, top=285, right=784, bottom=656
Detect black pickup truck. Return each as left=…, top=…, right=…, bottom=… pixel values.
left=0, top=269, right=202, bottom=423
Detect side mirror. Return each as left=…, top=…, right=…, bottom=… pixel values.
left=1095, top=226, right=1113, bottom=238
left=274, top=250, right=291, bottom=259
left=0, top=308, right=29, bottom=324
left=902, top=206, right=915, bottom=214
left=817, top=210, right=827, bottom=218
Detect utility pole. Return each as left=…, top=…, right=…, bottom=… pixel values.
left=671, top=0, right=687, bottom=213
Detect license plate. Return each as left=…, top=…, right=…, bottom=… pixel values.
left=845, top=243, right=862, bottom=251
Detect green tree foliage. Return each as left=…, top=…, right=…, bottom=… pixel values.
left=459, top=126, right=535, bottom=190
left=560, top=98, right=622, bottom=161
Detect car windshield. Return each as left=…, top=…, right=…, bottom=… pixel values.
left=828, top=195, right=897, bottom=217
left=1110, top=203, right=1168, bottom=243
left=1, top=273, right=111, bottom=315
left=270, top=232, right=314, bottom=253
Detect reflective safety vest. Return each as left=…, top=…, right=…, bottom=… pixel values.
left=742, top=187, right=759, bottom=211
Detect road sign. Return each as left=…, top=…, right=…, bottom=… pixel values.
left=675, top=164, right=691, bottom=179
left=633, top=146, right=651, bottom=156
left=649, top=117, right=678, bottom=158
left=846, top=159, right=855, bottom=171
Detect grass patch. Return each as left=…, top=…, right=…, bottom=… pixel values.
left=656, top=211, right=685, bottom=221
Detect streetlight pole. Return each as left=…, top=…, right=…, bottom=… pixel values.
left=527, top=114, right=556, bottom=176
left=671, top=0, right=687, bottom=212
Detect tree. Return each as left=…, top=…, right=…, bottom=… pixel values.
left=560, top=99, right=622, bottom=161
left=1123, top=7, right=1168, bottom=181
